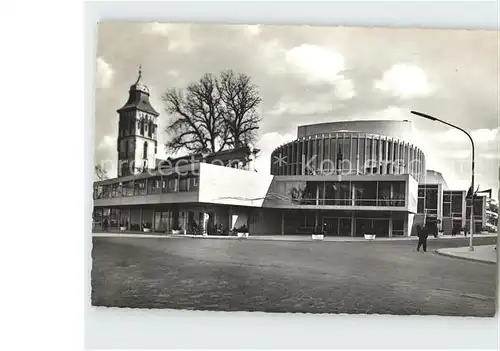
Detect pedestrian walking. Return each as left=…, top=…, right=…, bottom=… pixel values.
left=416, top=224, right=428, bottom=252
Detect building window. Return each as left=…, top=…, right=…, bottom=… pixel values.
left=137, top=179, right=146, bottom=195
left=451, top=193, right=463, bottom=214
left=353, top=181, right=377, bottom=206
left=392, top=219, right=405, bottom=236
left=190, top=176, right=199, bottom=190
left=148, top=121, right=153, bottom=138
left=168, top=177, right=178, bottom=192
left=140, top=119, right=145, bottom=135
left=443, top=203, right=451, bottom=217
left=143, top=141, right=148, bottom=159
left=123, top=181, right=134, bottom=196
left=179, top=177, right=189, bottom=192
left=391, top=182, right=406, bottom=207
left=148, top=177, right=161, bottom=194
left=377, top=182, right=391, bottom=206
left=102, top=185, right=111, bottom=198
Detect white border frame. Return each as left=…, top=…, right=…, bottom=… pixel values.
left=84, top=1, right=499, bottom=349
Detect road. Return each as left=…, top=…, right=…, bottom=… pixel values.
left=91, top=236, right=497, bottom=316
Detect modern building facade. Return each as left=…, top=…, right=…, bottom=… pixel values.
left=92, top=70, right=495, bottom=237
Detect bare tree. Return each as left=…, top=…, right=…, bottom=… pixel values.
left=163, top=73, right=227, bottom=154
left=163, top=70, right=262, bottom=155
left=94, top=164, right=108, bottom=180
left=217, top=70, right=262, bottom=148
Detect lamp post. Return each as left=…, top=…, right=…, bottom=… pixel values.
left=411, top=110, right=475, bottom=251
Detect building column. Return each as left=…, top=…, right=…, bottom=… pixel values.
left=316, top=185, right=319, bottom=205
left=202, top=212, right=209, bottom=235
left=127, top=208, right=131, bottom=230
left=139, top=208, right=143, bottom=231
left=351, top=212, right=355, bottom=236
left=388, top=217, right=393, bottom=237
left=152, top=208, right=156, bottom=232
left=281, top=210, right=285, bottom=235
left=406, top=213, right=415, bottom=237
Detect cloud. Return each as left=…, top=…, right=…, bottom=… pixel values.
left=268, top=94, right=336, bottom=116
left=345, top=106, right=410, bottom=123
left=143, top=22, right=198, bottom=53
left=98, top=135, right=115, bottom=150
left=281, top=44, right=356, bottom=100
left=471, top=128, right=499, bottom=143
left=481, top=153, right=500, bottom=160
left=255, top=132, right=295, bottom=174
left=374, top=64, right=434, bottom=99
left=96, top=57, right=114, bottom=89
left=334, top=76, right=355, bottom=100
left=245, top=25, right=262, bottom=37
left=285, top=44, right=346, bottom=84
left=431, top=127, right=499, bottom=144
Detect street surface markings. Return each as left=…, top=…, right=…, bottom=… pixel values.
left=435, top=287, right=494, bottom=301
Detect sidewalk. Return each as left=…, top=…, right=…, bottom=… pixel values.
left=436, top=245, right=498, bottom=264
left=93, top=231, right=497, bottom=243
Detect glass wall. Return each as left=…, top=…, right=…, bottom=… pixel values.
left=130, top=209, right=141, bottom=231
left=418, top=184, right=439, bottom=216
left=154, top=210, right=173, bottom=232
left=93, top=208, right=103, bottom=229
left=466, top=196, right=485, bottom=232
left=179, top=176, right=189, bottom=192
left=392, top=219, right=404, bottom=236
left=443, top=190, right=464, bottom=219
left=285, top=180, right=406, bottom=207
left=147, top=176, right=161, bottom=194
left=120, top=208, right=130, bottom=228
left=93, top=173, right=200, bottom=199
left=355, top=218, right=389, bottom=237
left=110, top=208, right=120, bottom=229
left=353, top=181, right=377, bottom=206
left=270, top=132, right=425, bottom=181
left=142, top=209, right=154, bottom=229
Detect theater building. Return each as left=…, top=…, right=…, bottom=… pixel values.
left=92, top=70, right=493, bottom=237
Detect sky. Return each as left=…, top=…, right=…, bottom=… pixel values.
left=95, top=22, right=499, bottom=198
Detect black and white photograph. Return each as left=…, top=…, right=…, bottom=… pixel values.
left=91, top=22, right=498, bottom=317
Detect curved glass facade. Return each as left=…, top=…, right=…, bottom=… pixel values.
left=270, top=132, right=425, bottom=182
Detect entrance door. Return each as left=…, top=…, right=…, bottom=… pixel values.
left=339, top=218, right=352, bottom=236
left=373, top=219, right=389, bottom=237
left=322, top=217, right=339, bottom=236
left=355, top=218, right=389, bottom=237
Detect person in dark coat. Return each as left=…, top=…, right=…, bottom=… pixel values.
left=416, top=224, right=428, bottom=252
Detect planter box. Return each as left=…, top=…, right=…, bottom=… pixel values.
left=364, top=234, right=376, bottom=240
left=237, top=232, right=249, bottom=238
left=312, top=234, right=324, bottom=240
left=119, top=226, right=127, bottom=231
left=171, top=230, right=182, bottom=235
left=143, top=228, right=151, bottom=233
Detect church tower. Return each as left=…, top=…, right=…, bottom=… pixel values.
left=117, top=67, right=159, bottom=177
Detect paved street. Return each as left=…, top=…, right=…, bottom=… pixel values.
left=91, top=236, right=497, bottom=316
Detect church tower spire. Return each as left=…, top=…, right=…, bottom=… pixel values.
left=116, top=66, right=159, bottom=177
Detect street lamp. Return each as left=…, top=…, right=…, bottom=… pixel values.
left=410, top=110, right=475, bottom=251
